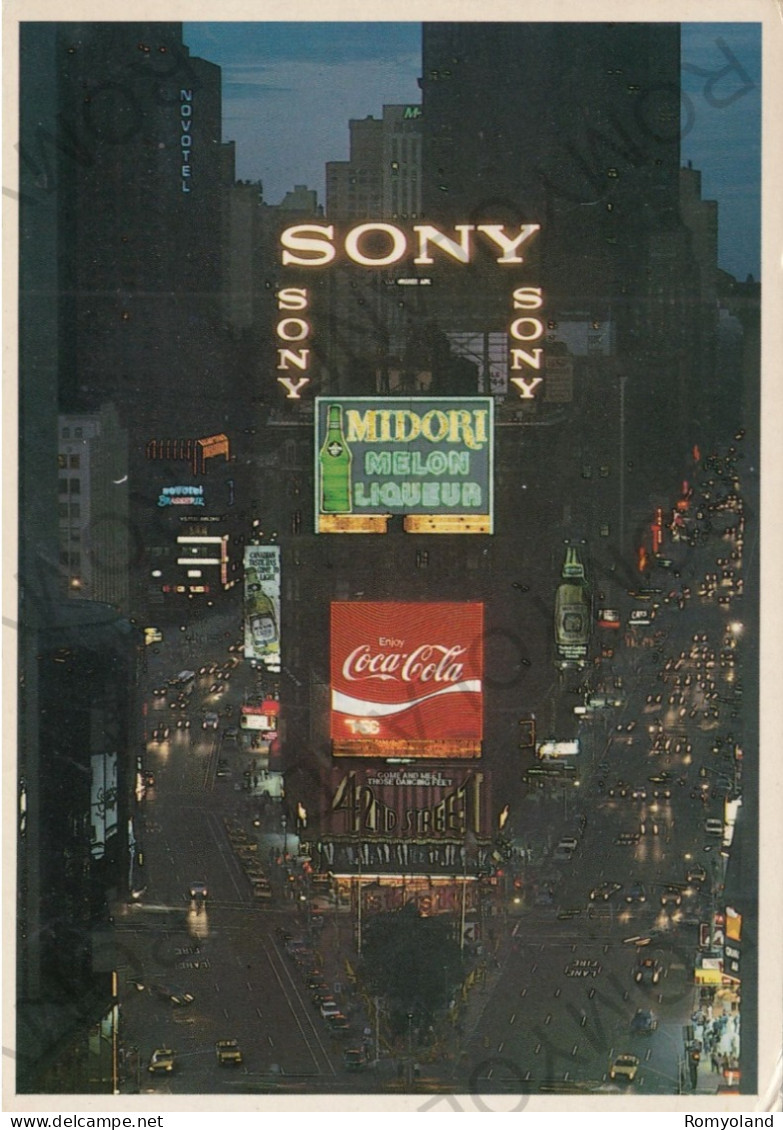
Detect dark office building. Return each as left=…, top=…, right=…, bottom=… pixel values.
left=18, top=23, right=149, bottom=1092
left=419, top=22, right=715, bottom=495
left=27, top=23, right=251, bottom=621
left=17, top=603, right=143, bottom=1093
left=48, top=22, right=230, bottom=430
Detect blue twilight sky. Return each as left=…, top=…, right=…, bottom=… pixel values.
left=184, top=22, right=761, bottom=280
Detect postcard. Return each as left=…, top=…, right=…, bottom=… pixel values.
left=4, top=0, right=782, bottom=1117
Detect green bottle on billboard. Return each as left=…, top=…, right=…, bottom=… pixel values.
left=245, top=565, right=280, bottom=661
left=319, top=403, right=353, bottom=513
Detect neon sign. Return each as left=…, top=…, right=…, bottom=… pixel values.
left=157, top=485, right=205, bottom=507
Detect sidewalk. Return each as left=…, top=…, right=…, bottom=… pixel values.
left=692, top=1007, right=741, bottom=1093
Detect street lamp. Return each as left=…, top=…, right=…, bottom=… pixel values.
left=406, top=1011, right=414, bottom=1089
left=656, top=1026, right=686, bottom=1094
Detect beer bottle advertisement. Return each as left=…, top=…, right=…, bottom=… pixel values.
left=242, top=549, right=281, bottom=670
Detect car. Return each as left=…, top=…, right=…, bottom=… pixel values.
left=148, top=1048, right=176, bottom=1074
left=287, top=938, right=313, bottom=957
left=224, top=727, right=239, bottom=741
left=614, top=831, right=641, bottom=846
left=188, top=880, right=208, bottom=901
left=634, top=956, right=662, bottom=984
left=152, top=686, right=166, bottom=698
left=557, top=837, right=578, bottom=853
left=704, top=818, right=723, bottom=836
left=686, top=864, right=708, bottom=884
left=631, top=1009, right=658, bottom=1034
left=557, top=907, right=582, bottom=921
left=343, top=1047, right=368, bottom=1071
left=608, top=780, right=631, bottom=799
left=630, top=786, right=647, bottom=801
left=285, top=936, right=309, bottom=953
left=609, top=1053, right=640, bottom=1082
left=306, top=977, right=330, bottom=993
left=320, top=1000, right=342, bottom=1020
left=639, top=817, right=659, bottom=835
left=151, top=983, right=195, bottom=1006
left=325, top=1013, right=352, bottom=1036
left=252, top=882, right=273, bottom=902
left=552, top=846, right=574, bottom=863
left=660, top=882, right=683, bottom=905
left=203, top=712, right=219, bottom=730
left=625, top=882, right=647, bottom=903
left=590, top=882, right=622, bottom=901
left=176, top=717, right=191, bottom=730
left=652, top=785, right=672, bottom=800
left=312, top=991, right=335, bottom=1009
left=215, top=1039, right=243, bottom=1066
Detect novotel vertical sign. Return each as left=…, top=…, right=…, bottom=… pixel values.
left=315, top=397, right=493, bottom=534
left=180, top=89, right=193, bottom=192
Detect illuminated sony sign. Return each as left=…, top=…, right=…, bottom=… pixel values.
left=277, top=223, right=547, bottom=404
left=280, top=222, right=540, bottom=267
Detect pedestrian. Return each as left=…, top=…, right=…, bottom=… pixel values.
left=711, top=1050, right=720, bottom=1074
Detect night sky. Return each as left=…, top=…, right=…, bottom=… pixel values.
left=183, top=21, right=761, bottom=281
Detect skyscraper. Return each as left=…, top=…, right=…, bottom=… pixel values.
left=419, top=22, right=713, bottom=490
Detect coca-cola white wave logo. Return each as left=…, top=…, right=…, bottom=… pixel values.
left=333, top=680, right=481, bottom=718
left=342, top=643, right=469, bottom=684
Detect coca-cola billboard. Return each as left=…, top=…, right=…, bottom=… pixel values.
left=330, top=602, right=483, bottom=757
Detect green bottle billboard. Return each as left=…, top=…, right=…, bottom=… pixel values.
left=319, top=403, right=353, bottom=514
left=315, top=397, right=494, bottom=534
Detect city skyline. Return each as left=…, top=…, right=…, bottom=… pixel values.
left=184, top=20, right=761, bottom=280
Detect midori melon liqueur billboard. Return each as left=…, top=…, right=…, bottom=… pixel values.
left=315, top=397, right=493, bottom=534
left=330, top=601, right=484, bottom=758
